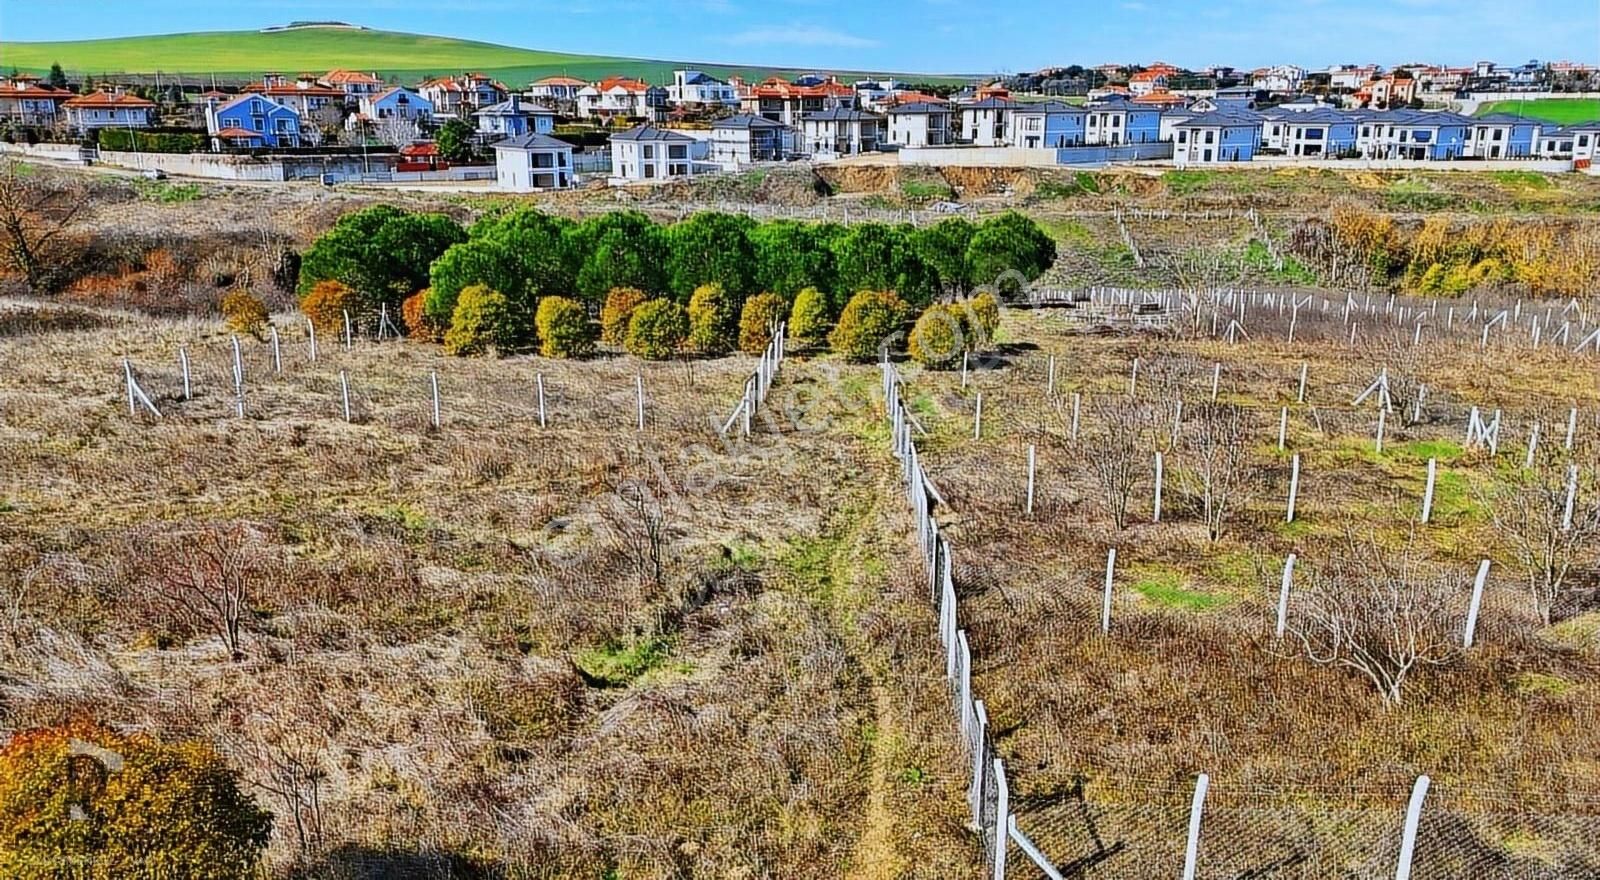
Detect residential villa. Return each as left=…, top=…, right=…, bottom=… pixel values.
left=474, top=96, right=556, bottom=137
left=492, top=133, right=575, bottom=191
left=886, top=102, right=955, bottom=148
left=204, top=92, right=302, bottom=149
left=709, top=114, right=790, bottom=167
left=0, top=74, right=72, bottom=125
left=669, top=70, right=739, bottom=108
left=1173, top=110, right=1263, bottom=164
left=1007, top=101, right=1087, bottom=148
left=577, top=77, right=668, bottom=120
left=419, top=73, right=508, bottom=118
left=1283, top=108, right=1359, bottom=157
left=526, top=75, right=587, bottom=109
left=1467, top=113, right=1540, bottom=158
left=63, top=90, right=155, bottom=132
left=245, top=73, right=345, bottom=127
left=609, top=124, right=701, bottom=181
left=800, top=107, right=884, bottom=157
left=959, top=97, right=1017, bottom=147
left=741, top=76, right=856, bottom=127
left=356, top=87, right=435, bottom=127
left=323, top=69, right=384, bottom=105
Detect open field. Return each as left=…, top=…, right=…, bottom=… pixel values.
left=0, top=301, right=981, bottom=877
left=0, top=27, right=969, bottom=86
left=891, top=296, right=1600, bottom=877
left=1474, top=99, right=1600, bottom=125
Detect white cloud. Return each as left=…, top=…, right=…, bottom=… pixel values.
left=722, top=24, right=879, bottom=49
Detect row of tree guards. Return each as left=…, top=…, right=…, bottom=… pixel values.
left=879, top=356, right=1446, bottom=880
left=122, top=317, right=666, bottom=433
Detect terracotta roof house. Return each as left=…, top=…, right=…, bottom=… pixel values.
left=63, top=90, right=156, bottom=131
left=323, top=69, right=384, bottom=104
left=576, top=76, right=668, bottom=120
left=0, top=75, right=74, bottom=125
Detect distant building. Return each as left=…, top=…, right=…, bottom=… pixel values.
left=357, top=87, right=434, bottom=126
left=669, top=70, right=738, bottom=108
left=0, top=74, right=73, bottom=125
left=1173, top=110, right=1262, bottom=164
left=204, top=92, right=302, bottom=148
left=741, top=76, right=856, bottom=127
left=1467, top=113, right=1540, bottom=158
left=609, top=124, right=701, bottom=181
left=577, top=76, right=668, bottom=120
left=1007, top=101, right=1087, bottom=149
left=1283, top=108, right=1358, bottom=157
left=419, top=73, right=508, bottom=118
left=800, top=107, right=884, bottom=157
left=244, top=73, right=345, bottom=127
left=886, top=102, right=955, bottom=148
left=959, top=97, right=1018, bottom=146
left=709, top=113, right=790, bottom=166
left=475, top=95, right=555, bottom=137
left=493, top=133, right=575, bottom=191
left=63, top=90, right=155, bottom=132
left=323, top=69, right=384, bottom=105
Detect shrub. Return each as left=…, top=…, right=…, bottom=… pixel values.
left=789, top=286, right=832, bottom=344
left=966, top=212, right=1057, bottom=298
left=601, top=286, right=648, bottom=346
left=536, top=296, right=594, bottom=358
left=967, top=291, right=1001, bottom=346
left=829, top=290, right=910, bottom=362
left=299, top=279, right=366, bottom=336
left=220, top=290, right=268, bottom=339
left=402, top=289, right=443, bottom=342
left=908, top=304, right=967, bottom=368
left=625, top=299, right=688, bottom=360
left=444, top=284, right=518, bottom=356
left=738, top=292, right=788, bottom=354
left=687, top=282, right=738, bottom=355
left=0, top=721, right=272, bottom=880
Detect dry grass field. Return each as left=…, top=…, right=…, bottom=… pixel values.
left=0, top=301, right=979, bottom=878
left=895, top=301, right=1600, bottom=877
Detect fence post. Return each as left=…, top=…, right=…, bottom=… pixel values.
left=1025, top=445, right=1036, bottom=517
left=271, top=325, right=282, bottom=374
left=1181, top=773, right=1211, bottom=880
left=1525, top=422, right=1539, bottom=469
left=340, top=371, right=352, bottom=422
left=1047, top=355, right=1056, bottom=396
left=1464, top=559, right=1489, bottom=648
left=1276, top=553, right=1296, bottom=638
left=1102, top=548, right=1116, bottom=633
left=430, top=371, right=441, bottom=430
left=973, top=392, right=983, bottom=440
left=1565, top=407, right=1578, bottom=451
left=1395, top=775, right=1432, bottom=880
left=307, top=319, right=318, bottom=362
left=1070, top=393, right=1081, bottom=441
left=1562, top=464, right=1578, bottom=531
left=992, top=759, right=1009, bottom=880
left=1129, top=357, right=1139, bottom=396
left=1420, top=458, right=1437, bottom=524
left=1210, top=363, right=1220, bottom=402
left=1286, top=454, right=1301, bottom=522
left=537, top=373, right=547, bottom=428
left=343, top=309, right=353, bottom=350
left=179, top=347, right=191, bottom=400
left=962, top=351, right=969, bottom=389
left=636, top=374, right=646, bottom=432
left=1153, top=451, right=1164, bottom=523
left=1375, top=408, right=1386, bottom=454
left=1278, top=406, right=1288, bottom=451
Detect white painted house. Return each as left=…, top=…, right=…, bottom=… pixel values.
left=493, top=133, right=576, bottom=191
left=668, top=70, right=738, bottom=108
left=887, top=102, right=954, bottom=148
left=609, top=124, right=702, bottom=182
left=800, top=107, right=884, bottom=157
left=959, top=97, right=1018, bottom=147
left=62, top=91, right=155, bottom=132
left=475, top=96, right=555, bottom=137
left=709, top=114, right=791, bottom=167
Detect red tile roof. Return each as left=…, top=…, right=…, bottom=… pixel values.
left=750, top=77, right=853, bottom=99
left=596, top=76, right=654, bottom=93
left=244, top=81, right=345, bottom=97
left=324, top=69, right=382, bottom=85
left=0, top=83, right=72, bottom=100
left=532, top=75, right=587, bottom=87
left=214, top=126, right=261, bottom=138
left=63, top=90, right=155, bottom=108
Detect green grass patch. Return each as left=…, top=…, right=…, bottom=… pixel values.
left=1475, top=98, right=1600, bottom=126
left=132, top=179, right=203, bottom=203
left=1034, top=171, right=1101, bottom=200
left=1512, top=671, right=1576, bottom=698
left=1128, top=565, right=1228, bottom=612
left=1163, top=170, right=1217, bottom=196
left=1241, top=240, right=1318, bottom=286
left=574, top=636, right=673, bottom=688
left=1491, top=170, right=1554, bottom=190
left=1396, top=438, right=1466, bottom=465
left=901, top=180, right=954, bottom=203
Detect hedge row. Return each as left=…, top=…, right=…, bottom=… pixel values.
left=98, top=128, right=209, bottom=153
left=294, top=205, right=1051, bottom=359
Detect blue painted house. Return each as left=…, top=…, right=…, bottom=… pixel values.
left=1469, top=113, right=1539, bottom=158
left=1285, top=108, right=1359, bottom=157
left=475, top=95, right=556, bottom=137
left=1379, top=111, right=1472, bottom=160
left=1008, top=101, right=1086, bottom=148
left=205, top=93, right=302, bottom=149
left=1173, top=110, right=1262, bottom=164
left=359, top=87, right=434, bottom=125
left=1083, top=96, right=1164, bottom=145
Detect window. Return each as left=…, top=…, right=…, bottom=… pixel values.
left=668, top=145, right=687, bottom=159
left=1581, top=135, right=1590, bottom=147
left=1493, top=129, right=1503, bottom=141
left=643, top=144, right=654, bottom=159
left=1178, top=130, right=1187, bottom=144
left=1204, top=130, right=1214, bottom=144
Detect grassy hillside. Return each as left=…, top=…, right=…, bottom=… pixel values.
left=0, top=26, right=967, bottom=86
left=1474, top=97, right=1600, bottom=125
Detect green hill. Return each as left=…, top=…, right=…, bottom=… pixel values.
left=0, top=26, right=968, bottom=87
left=1474, top=98, right=1600, bottom=125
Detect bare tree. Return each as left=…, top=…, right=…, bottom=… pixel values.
left=0, top=159, right=88, bottom=293
left=1289, top=532, right=1462, bottom=705
left=140, top=522, right=271, bottom=661
left=1072, top=396, right=1162, bottom=530
left=237, top=715, right=329, bottom=857
left=606, top=479, right=669, bottom=594
left=1484, top=467, right=1600, bottom=626
left=372, top=116, right=421, bottom=148
left=1176, top=402, right=1255, bottom=541
left=1355, top=327, right=1429, bottom=425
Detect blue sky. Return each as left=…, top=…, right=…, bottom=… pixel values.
left=3, top=0, right=1596, bottom=74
